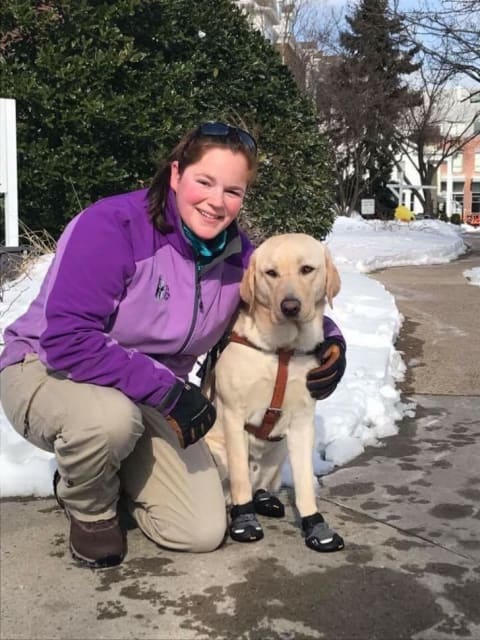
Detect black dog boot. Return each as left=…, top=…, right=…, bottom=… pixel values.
left=301, top=512, right=344, bottom=552
left=229, top=501, right=264, bottom=542
left=253, top=489, right=285, bottom=518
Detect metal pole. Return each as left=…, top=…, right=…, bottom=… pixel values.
left=446, top=156, right=453, bottom=219
left=398, top=165, right=404, bottom=206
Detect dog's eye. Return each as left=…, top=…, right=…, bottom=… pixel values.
left=265, top=269, right=278, bottom=278
left=300, top=265, right=314, bottom=275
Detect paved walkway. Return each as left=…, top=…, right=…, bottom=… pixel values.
left=1, top=234, right=479, bottom=640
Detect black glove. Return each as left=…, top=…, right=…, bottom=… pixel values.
left=166, top=383, right=216, bottom=448
left=306, top=337, right=346, bottom=400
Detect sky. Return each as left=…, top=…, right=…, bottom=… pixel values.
left=321, top=0, right=441, bottom=11
left=0, top=217, right=479, bottom=497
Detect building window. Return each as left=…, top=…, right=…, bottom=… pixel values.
left=475, top=152, right=480, bottom=172
left=472, top=182, right=480, bottom=213
left=472, top=193, right=480, bottom=213
left=452, top=153, right=463, bottom=172
left=453, top=194, right=464, bottom=213
left=441, top=181, right=465, bottom=214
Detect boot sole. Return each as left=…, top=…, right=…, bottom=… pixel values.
left=70, top=544, right=124, bottom=569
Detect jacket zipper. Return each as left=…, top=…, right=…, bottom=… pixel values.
left=196, top=262, right=204, bottom=313
left=175, top=260, right=203, bottom=355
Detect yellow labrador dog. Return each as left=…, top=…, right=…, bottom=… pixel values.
left=205, top=233, right=345, bottom=552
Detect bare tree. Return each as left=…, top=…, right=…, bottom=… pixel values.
left=275, top=0, right=346, bottom=91
left=403, top=0, right=480, bottom=96
left=396, top=59, right=479, bottom=215
left=314, top=62, right=370, bottom=215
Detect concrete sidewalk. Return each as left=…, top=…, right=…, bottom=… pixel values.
left=1, top=236, right=479, bottom=640
left=1, top=393, right=479, bottom=640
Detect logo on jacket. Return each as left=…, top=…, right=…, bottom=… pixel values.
left=155, top=276, right=170, bottom=301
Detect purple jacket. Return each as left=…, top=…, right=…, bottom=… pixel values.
left=0, top=189, right=344, bottom=413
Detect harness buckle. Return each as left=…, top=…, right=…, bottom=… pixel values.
left=267, top=435, right=285, bottom=442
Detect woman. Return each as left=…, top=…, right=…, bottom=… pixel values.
left=0, top=122, right=346, bottom=568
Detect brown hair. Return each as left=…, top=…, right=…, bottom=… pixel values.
left=148, top=125, right=258, bottom=233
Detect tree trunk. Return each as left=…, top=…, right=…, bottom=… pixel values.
left=424, top=189, right=435, bottom=217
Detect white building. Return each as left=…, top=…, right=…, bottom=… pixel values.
left=234, top=0, right=282, bottom=43
left=233, top=1, right=307, bottom=89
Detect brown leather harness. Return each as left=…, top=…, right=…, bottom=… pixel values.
left=228, top=331, right=294, bottom=442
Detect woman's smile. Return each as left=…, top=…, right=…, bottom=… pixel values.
left=197, top=208, right=224, bottom=222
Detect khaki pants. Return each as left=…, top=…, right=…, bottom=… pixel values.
left=0, top=354, right=226, bottom=552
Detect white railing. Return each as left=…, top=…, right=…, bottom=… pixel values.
left=0, top=98, right=19, bottom=247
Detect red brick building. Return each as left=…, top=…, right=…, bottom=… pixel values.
left=439, top=135, right=480, bottom=225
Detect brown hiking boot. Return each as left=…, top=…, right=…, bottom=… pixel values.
left=69, top=513, right=126, bottom=569
left=54, top=470, right=126, bottom=568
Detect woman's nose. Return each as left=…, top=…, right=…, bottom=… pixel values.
left=208, top=188, right=225, bottom=209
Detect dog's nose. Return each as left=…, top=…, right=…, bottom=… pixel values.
left=280, top=297, right=301, bottom=317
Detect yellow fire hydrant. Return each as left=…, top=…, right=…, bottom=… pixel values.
left=394, top=205, right=415, bottom=222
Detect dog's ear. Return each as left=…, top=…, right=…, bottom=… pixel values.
left=325, top=247, right=341, bottom=308
left=239, top=253, right=256, bottom=312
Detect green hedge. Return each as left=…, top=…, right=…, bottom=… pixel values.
left=0, top=0, right=334, bottom=242
left=450, top=213, right=462, bottom=225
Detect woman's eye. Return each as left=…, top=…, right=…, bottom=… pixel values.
left=300, top=265, right=314, bottom=275
left=265, top=269, right=278, bottom=278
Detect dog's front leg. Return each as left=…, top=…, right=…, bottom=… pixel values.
left=223, top=409, right=251, bottom=506
left=287, top=417, right=344, bottom=553
left=223, top=408, right=263, bottom=543
left=286, top=418, right=318, bottom=518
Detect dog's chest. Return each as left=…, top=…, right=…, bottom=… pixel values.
left=215, top=343, right=317, bottom=435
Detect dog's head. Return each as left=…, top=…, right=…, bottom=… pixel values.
left=240, top=233, right=340, bottom=324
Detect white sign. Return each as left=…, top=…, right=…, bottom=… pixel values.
left=0, top=98, right=19, bottom=246
left=361, top=198, right=375, bottom=215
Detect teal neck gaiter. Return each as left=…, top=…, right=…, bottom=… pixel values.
left=182, top=223, right=227, bottom=265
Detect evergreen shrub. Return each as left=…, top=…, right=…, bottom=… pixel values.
left=0, top=0, right=334, bottom=242
left=450, top=213, right=462, bottom=225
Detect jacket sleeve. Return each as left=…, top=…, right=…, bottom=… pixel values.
left=323, top=315, right=346, bottom=351
left=39, top=204, right=183, bottom=413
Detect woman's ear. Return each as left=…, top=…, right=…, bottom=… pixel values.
left=239, top=253, right=256, bottom=313
left=325, top=247, right=341, bottom=308
left=170, top=161, right=180, bottom=191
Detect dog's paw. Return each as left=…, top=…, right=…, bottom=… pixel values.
left=301, top=512, right=344, bottom=552
left=253, top=489, right=285, bottom=518
left=230, top=502, right=264, bottom=543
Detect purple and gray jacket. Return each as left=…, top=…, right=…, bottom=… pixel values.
left=0, top=188, right=344, bottom=413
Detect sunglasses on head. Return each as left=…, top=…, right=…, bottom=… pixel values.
left=197, top=121, right=257, bottom=154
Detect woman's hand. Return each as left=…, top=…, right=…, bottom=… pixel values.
left=166, top=383, right=217, bottom=448
left=306, top=338, right=346, bottom=400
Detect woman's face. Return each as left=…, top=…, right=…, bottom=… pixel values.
left=170, top=147, right=249, bottom=240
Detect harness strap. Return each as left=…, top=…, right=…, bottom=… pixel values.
left=230, top=332, right=294, bottom=441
